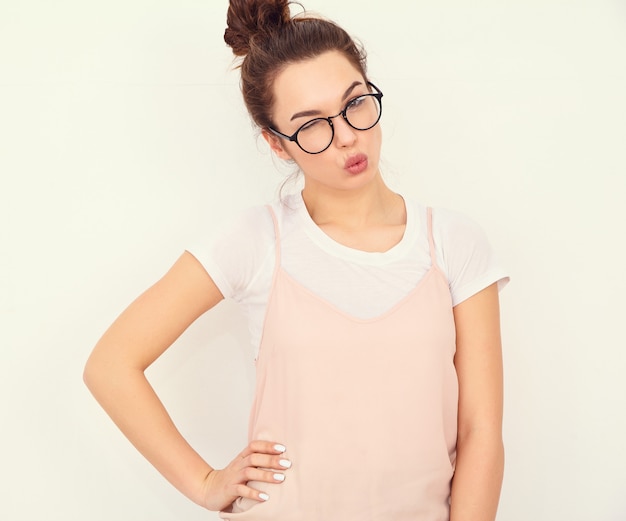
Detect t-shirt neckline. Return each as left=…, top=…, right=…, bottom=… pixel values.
left=294, top=190, right=418, bottom=265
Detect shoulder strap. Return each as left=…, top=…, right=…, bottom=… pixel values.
left=266, top=204, right=281, bottom=268
left=426, top=207, right=439, bottom=269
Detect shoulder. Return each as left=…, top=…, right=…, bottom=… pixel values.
left=404, top=199, right=487, bottom=252
left=199, top=203, right=276, bottom=264
left=425, top=205, right=509, bottom=306
left=420, top=205, right=492, bottom=258
left=227, top=204, right=275, bottom=242
left=186, top=204, right=277, bottom=300
left=218, top=191, right=305, bottom=256
left=431, top=206, right=487, bottom=241
left=214, top=203, right=277, bottom=269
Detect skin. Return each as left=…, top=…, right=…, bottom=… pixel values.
left=451, top=284, right=505, bottom=521
left=84, top=50, right=504, bottom=519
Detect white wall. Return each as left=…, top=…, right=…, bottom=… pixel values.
left=1, top=1, right=625, bottom=519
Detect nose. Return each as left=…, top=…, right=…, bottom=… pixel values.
left=331, top=115, right=357, bottom=148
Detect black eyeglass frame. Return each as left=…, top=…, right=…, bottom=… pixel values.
left=267, top=82, right=384, bottom=155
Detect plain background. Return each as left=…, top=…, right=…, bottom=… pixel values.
left=1, top=1, right=625, bottom=519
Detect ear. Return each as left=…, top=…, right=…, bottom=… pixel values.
left=262, top=128, right=293, bottom=161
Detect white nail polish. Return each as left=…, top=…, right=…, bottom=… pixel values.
left=279, top=459, right=292, bottom=469
left=274, top=444, right=286, bottom=453
left=259, top=492, right=270, bottom=501
left=274, top=473, right=285, bottom=482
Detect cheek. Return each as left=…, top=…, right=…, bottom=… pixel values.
left=367, top=127, right=383, bottom=160
left=370, top=124, right=383, bottom=145
left=290, top=152, right=332, bottom=177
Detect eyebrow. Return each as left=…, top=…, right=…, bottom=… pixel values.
left=290, top=81, right=363, bottom=121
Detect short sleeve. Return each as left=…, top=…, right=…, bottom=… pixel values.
left=432, top=208, right=509, bottom=307
left=186, top=206, right=275, bottom=302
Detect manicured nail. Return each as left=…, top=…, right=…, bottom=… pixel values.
left=279, top=459, right=292, bottom=469
left=274, top=473, right=285, bottom=482
left=273, top=444, right=286, bottom=453
left=259, top=492, right=270, bottom=501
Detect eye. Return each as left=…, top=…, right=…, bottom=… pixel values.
left=346, top=95, right=367, bottom=112
left=298, top=118, right=326, bottom=133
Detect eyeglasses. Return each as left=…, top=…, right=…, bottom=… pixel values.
left=268, top=82, right=383, bottom=155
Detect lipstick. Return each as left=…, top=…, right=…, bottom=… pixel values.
left=344, top=153, right=368, bottom=175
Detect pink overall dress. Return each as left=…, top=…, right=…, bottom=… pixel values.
left=221, top=207, right=458, bottom=521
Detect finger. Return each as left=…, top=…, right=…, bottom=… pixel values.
left=241, top=466, right=287, bottom=484
left=248, top=439, right=287, bottom=455
left=237, top=440, right=286, bottom=461
left=233, top=482, right=272, bottom=503
left=241, top=452, right=292, bottom=472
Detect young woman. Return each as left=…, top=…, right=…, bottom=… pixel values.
left=84, top=1, right=508, bottom=520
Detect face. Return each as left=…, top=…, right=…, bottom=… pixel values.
left=263, top=51, right=383, bottom=195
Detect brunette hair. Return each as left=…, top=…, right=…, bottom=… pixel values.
left=224, top=0, right=368, bottom=129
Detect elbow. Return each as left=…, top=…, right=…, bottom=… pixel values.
left=82, top=346, right=145, bottom=402
left=82, top=349, right=118, bottom=398
left=456, top=422, right=504, bottom=456
left=456, top=426, right=505, bottom=478
left=82, top=352, right=101, bottom=394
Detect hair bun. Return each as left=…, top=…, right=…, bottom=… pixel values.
left=224, top=0, right=292, bottom=56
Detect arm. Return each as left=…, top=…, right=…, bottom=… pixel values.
left=83, top=251, right=289, bottom=510
left=450, top=282, right=505, bottom=521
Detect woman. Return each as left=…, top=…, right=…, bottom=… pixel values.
left=84, top=1, right=508, bottom=520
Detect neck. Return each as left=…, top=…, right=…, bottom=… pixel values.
left=301, top=174, right=402, bottom=229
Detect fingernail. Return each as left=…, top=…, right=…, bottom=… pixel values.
left=273, top=444, right=286, bottom=453
left=274, top=473, right=285, bottom=482
left=259, top=492, right=270, bottom=501
left=279, top=459, right=292, bottom=469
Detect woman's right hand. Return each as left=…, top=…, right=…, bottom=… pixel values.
left=201, top=440, right=292, bottom=511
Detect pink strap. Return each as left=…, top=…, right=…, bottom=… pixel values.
left=266, top=204, right=282, bottom=270
left=426, top=207, right=439, bottom=269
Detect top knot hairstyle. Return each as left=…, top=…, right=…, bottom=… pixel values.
left=224, top=0, right=368, bottom=130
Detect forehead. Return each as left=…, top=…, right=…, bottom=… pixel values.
left=272, top=51, right=365, bottom=121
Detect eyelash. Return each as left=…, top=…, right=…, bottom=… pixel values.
left=347, top=96, right=365, bottom=109
left=296, top=93, right=369, bottom=132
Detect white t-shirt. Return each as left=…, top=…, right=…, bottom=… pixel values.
left=189, top=192, right=509, bottom=358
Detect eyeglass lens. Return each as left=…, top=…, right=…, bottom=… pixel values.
left=297, top=94, right=381, bottom=154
